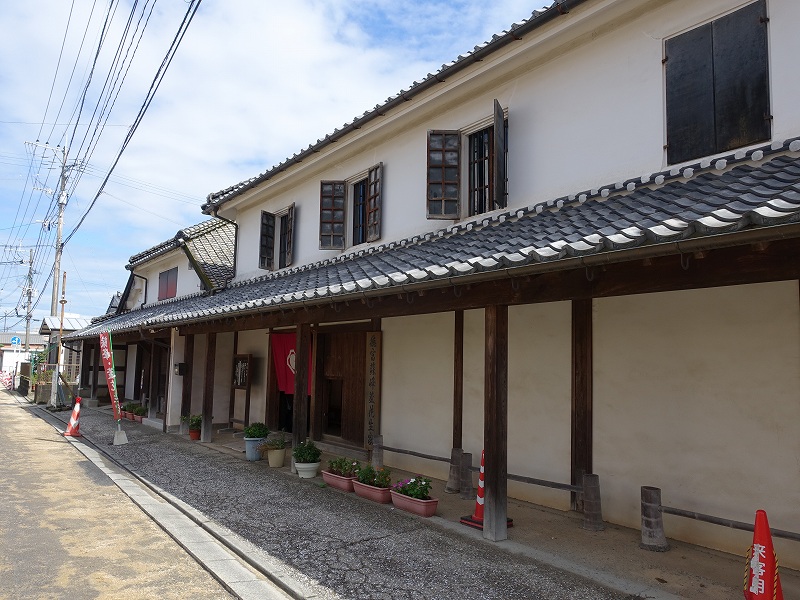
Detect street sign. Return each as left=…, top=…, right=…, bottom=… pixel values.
left=10, top=336, right=21, bottom=346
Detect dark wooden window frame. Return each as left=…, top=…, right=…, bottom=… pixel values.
left=260, top=204, right=295, bottom=270
left=320, top=164, right=382, bottom=249
left=428, top=99, right=508, bottom=220
left=427, top=131, right=461, bottom=219
left=665, top=0, right=770, bottom=164
left=157, top=267, right=178, bottom=300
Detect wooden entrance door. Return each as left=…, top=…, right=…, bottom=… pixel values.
left=319, top=332, right=366, bottom=446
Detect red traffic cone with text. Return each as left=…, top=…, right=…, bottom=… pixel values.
left=63, top=396, right=82, bottom=437
left=460, top=450, right=512, bottom=529
left=744, top=510, right=783, bottom=600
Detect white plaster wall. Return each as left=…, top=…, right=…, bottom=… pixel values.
left=166, top=330, right=185, bottom=429
left=235, top=329, right=269, bottom=424
left=190, top=334, right=207, bottom=416
left=213, top=332, right=235, bottom=425
left=594, top=282, right=800, bottom=568
left=229, top=0, right=800, bottom=282
left=381, top=313, right=454, bottom=481
left=460, top=305, right=572, bottom=510
left=123, top=343, right=138, bottom=400
left=136, top=251, right=202, bottom=304
left=381, top=305, right=571, bottom=509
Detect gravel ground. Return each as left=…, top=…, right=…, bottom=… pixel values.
left=59, top=407, right=637, bottom=600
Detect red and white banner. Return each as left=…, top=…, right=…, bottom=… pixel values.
left=270, top=333, right=311, bottom=395
left=98, top=331, right=121, bottom=421
left=744, top=510, right=784, bottom=600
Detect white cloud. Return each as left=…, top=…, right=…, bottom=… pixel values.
left=0, top=0, right=549, bottom=325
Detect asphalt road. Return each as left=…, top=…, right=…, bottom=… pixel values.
left=0, top=395, right=235, bottom=600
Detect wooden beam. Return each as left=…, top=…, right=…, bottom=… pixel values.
left=292, top=323, right=311, bottom=447
left=571, top=298, right=593, bottom=510
left=202, top=332, right=216, bottom=443
left=181, top=334, right=194, bottom=420
left=484, top=304, right=508, bottom=541
left=453, top=310, right=464, bottom=449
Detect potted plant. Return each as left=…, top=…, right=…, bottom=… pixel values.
left=182, top=414, right=202, bottom=440
left=133, top=405, right=147, bottom=423
left=322, top=456, right=361, bottom=492
left=353, top=464, right=392, bottom=503
left=390, top=475, right=438, bottom=517
left=243, top=422, right=269, bottom=461
left=292, top=439, right=321, bottom=478
left=259, top=430, right=287, bottom=467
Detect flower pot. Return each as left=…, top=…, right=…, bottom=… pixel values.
left=390, top=490, right=439, bottom=517
left=189, top=428, right=201, bottom=441
left=134, top=414, right=143, bottom=423
left=322, top=470, right=357, bottom=492
left=266, top=448, right=286, bottom=467
left=353, top=480, right=392, bottom=503
left=244, top=437, right=264, bottom=461
left=295, top=461, right=320, bottom=479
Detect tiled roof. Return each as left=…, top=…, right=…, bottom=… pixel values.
left=202, top=0, right=588, bottom=212
left=68, top=138, right=800, bottom=340
left=38, top=316, right=92, bottom=335
left=126, top=218, right=235, bottom=290
left=0, top=332, right=48, bottom=346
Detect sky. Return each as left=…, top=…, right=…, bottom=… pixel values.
left=0, top=0, right=544, bottom=332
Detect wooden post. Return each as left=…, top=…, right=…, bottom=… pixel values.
left=90, top=344, right=98, bottom=401
left=181, top=334, right=194, bottom=427
left=292, top=323, right=311, bottom=448
left=446, top=310, right=464, bottom=494
left=147, top=342, right=156, bottom=419
left=483, top=304, right=508, bottom=542
left=202, top=332, right=216, bottom=443
left=571, top=299, right=593, bottom=511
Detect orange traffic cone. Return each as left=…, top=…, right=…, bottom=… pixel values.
left=63, top=396, right=82, bottom=438
left=744, top=510, right=784, bottom=600
left=460, top=450, right=513, bottom=530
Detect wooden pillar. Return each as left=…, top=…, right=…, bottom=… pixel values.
left=229, top=332, right=238, bottom=427
left=147, top=342, right=156, bottom=419
left=571, top=299, right=593, bottom=511
left=202, top=332, right=216, bottom=443
left=483, top=304, right=508, bottom=542
left=453, top=310, right=464, bottom=448
left=446, top=310, right=465, bottom=494
left=292, top=323, right=311, bottom=447
left=181, top=334, right=194, bottom=421
left=90, top=344, right=98, bottom=400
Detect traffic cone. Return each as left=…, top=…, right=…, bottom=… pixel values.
left=63, top=396, right=82, bottom=437
left=744, top=510, right=783, bottom=600
left=460, top=450, right=513, bottom=530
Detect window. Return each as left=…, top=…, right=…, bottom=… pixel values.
left=158, top=267, right=177, bottom=300
left=320, top=163, right=382, bottom=249
left=427, top=99, right=507, bottom=219
left=259, top=204, right=295, bottom=270
left=665, top=0, right=770, bottom=164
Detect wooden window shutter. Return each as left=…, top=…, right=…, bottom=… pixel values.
left=285, top=202, right=295, bottom=266
left=493, top=99, right=507, bottom=210
left=259, top=211, right=275, bottom=270
left=427, top=130, right=460, bottom=219
left=666, top=0, right=769, bottom=164
left=712, top=0, right=770, bottom=153
left=665, top=24, right=716, bottom=164
left=320, top=181, right=346, bottom=249
left=366, top=163, right=382, bottom=243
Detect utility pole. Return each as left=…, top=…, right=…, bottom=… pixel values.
left=24, top=249, right=34, bottom=352
left=51, top=145, right=67, bottom=317
left=49, top=272, right=67, bottom=409
left=26, top=141, right=70, bottom=317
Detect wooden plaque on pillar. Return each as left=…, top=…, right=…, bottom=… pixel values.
left=364, top=331, right=382, bottom=449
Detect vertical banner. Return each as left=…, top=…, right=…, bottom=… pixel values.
left=98, top=331, right=121, bottom=422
